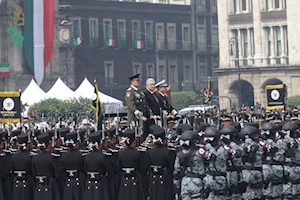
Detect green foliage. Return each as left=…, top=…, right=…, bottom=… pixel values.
left=28, top=98, right=96, bottom=118
left=171, top=91, right=199, bottom=110
left=7, top=10, right=24, bottom=48
left=287, top=96, right=300, bottom=107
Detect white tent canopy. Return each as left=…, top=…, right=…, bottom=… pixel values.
left=47, top=77, right=80, bottom=100
left=21, top=79, right=49, bottom=106
left=75, top=78, right=123, bottom=106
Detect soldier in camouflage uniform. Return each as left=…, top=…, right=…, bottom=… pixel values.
left=203, top=127, right=228, bottom=200
left=260, top=122, right=287, bottom=200
left=220, top=125, right=244, bottom=200
left=173, top=130, right=206, bottom=200
left=240, top=125, right=264, bottom=200
left=282, top=122, right=300, bottom=199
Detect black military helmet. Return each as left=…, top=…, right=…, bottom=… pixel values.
left=240, top=125, right=258, bottom=139
left=203, top=126, right=221, bottom=137
left=282, top=122, right=298, bottom=132
left=180, top=130, right=199, bottom=147
left=261, top=122, right=278, bottom=136
left=181, top=130, right=198, bottom=141
left=221, top=125, right=238, bottom=136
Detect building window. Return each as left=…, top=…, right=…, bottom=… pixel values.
left=212, top=0, right=217, bottom=6
left=132, top=21, right=141, bottom=49
left=274, top=0, right=280, bottom=9
left=241, top=0, right=247, bottom=11
left=158, top=65, right=165, bottom=81
left=167, top=24, right=176, bottom=49
left=212, top=28, right=218, bottom=45
left=156, top=25, right=164, bottom=41
left=242, top=29, right=248, bottom=57
left=147, top=64, right=155, bottom=78
left=266, top=0, right=269, bottom=10
left=275, top=26, right=281, bottom=56
left=104, top=19, right=113, bottom=47
left=105, top=62, right=114, bottom=86
left=199, top=66, right=206, bottom=79
left=170, top=65, right=176, bottom=83
left=133, top=63, right=142, bottom=80
left=183, top=26, right=190, bottom=42
left=197, top=27, right=206, bottom=45
left=267, top=27, right=271, bottom=57
left=118, top=20, right=126, bottom=48
left=72, top=18, right=81, bottom=45
left=233, top=0, right=237, bottom=13
left=89, top=18, right=98, bottom=47
left=145, top=21, right=152, bottom=49
left=250, top=28, right=255, bottom=55
left=184, top=66, right=190, bottom=82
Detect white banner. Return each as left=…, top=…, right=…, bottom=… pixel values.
left=105, top=103, right=120, bottom=114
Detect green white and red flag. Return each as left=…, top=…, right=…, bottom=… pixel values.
left=24, top=0, right=54, bottom=85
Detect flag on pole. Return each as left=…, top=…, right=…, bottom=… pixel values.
left=204, top=77, right=211, bottom=104
left=92, top=80, right=102, bottom=130
left=24, top=0, right=54, bottom=86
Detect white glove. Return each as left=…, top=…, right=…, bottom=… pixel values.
left=134, top=110, right=141, bottom=118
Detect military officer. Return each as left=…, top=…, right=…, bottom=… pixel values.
left=156, top=80, right=179, bottom=117
left=124, top=74, right=152, bottom=141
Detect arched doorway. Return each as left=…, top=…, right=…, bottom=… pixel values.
left=229, top=80, right=254, bottom=107
left=261, top=78, right=283, bottom=90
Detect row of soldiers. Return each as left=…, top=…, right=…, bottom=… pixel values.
left=2, top=112, right=300, bottom=200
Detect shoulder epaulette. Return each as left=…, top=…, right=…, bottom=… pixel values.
left=137, top=147, right=147, bottom=152
left=127, top=87, right=132, bottom=91
left=51, top=153, right=60, bottom=157
left=30, top=152, right=37, bottom=156
left=0, top=153, right=5, bottom=157
left=3, top=149, right=11, bottom=153
left=82, top=153, right=89, bottom=157
left=108, top=148, right=119, bottom=153
left=54, top=148, right=63, bottom=151
left=103, top=152, right=112, bottom=156
left=167, top=147, right=176, bottom=151
left=79, top=149, right=90, bottom=153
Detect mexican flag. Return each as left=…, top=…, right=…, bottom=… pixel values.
left=74, top=37, right=84, bottom=46
left=24, top=0, right=54, bottom=86
left=0, top=62, right=10, bottom=77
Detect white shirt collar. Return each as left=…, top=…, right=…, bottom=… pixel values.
left=147, top=88, right=154, bottom=94
left=159, top=92, right=165, bottom=96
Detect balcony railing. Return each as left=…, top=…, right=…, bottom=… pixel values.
left=156, top=41, right=192, bottom=51
left=90, top=38, right=99, bottom=47
left=118, top=38, right=125, bottom=48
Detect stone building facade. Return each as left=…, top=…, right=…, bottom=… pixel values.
left=216, top=0, right=300, bottom=109
left=59, top=0, right=218, bottom=101
left=0, top=0, right=61, bottom=92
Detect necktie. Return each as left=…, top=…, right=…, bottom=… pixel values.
left=152, top=93, right=159, bottom=103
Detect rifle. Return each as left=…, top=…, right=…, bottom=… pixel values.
left=138, top=112, right=144, bottom=145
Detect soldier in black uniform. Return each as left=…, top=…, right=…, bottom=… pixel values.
left=117, top=129, right=146, bottom=200
left=32, top=133, right=60, bottom=200
left=83, top=131, right=113, bottom=200
left=0, top=130, right=11, bottom=200
left=60, top=131, right=84, bottom=200
left=124, top=74, right=152, bottom=141
left=146, top=126, right=174, bottom=200
left=11, top=133, right=34, bottom=200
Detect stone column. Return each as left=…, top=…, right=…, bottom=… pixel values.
left=253, top=0, right=264, bottom=66
left=247, top=28, right=253, bottom=65
left=270, top=26, right=276, bottom=64
left=238, top=29, right=243, bottom=66
left=236, top=0, right=241, bottom=14
left=269, top=0, right=274, bottom=10
left=280, top=25, right=287, bottom=64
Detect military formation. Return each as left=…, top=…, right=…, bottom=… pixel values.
left=1, top=74, right=300, bottom=200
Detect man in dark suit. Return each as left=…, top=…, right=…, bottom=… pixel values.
left=144, top=78, right=161, bottom=117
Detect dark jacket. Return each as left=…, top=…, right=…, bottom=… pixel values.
left=144, top=89, right=161, bottom=116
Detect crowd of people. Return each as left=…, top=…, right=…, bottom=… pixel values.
left=1, top=74, right=300, bottom=200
